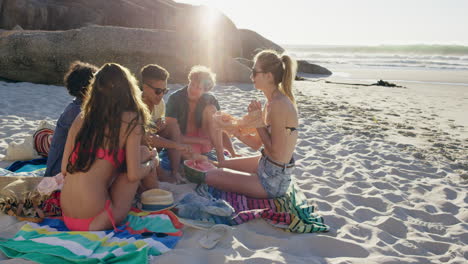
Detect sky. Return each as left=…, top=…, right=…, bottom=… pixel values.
left=175, top=0, right=468, bottom=46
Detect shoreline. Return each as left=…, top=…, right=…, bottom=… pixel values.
left=325, top=67, right=468, bottom=88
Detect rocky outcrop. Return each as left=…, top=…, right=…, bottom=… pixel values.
left=174, top=5, right=242, bottom=59
left=0, top=25, right=251, bottom=84
left=297, top=60, right=332, bottom=75
left=235, top=58, right=253, bottom=69
left=0, top=0, right=178, bottom=31
left=0, top=0, right=241, bottom=59
left=0, top=0, right=330, bottom=83
left=239, top=29, right=284, bottom=60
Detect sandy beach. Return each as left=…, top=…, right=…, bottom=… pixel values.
left=0, top=78, right=467, bottom=263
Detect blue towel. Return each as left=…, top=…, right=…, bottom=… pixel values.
left=6, top=158, right=47, bottom=172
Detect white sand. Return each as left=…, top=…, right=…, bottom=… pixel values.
left=0, top=79, right=467, bottom=263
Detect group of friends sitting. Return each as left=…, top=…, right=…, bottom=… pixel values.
left=43, top=49, right=299, bottom=231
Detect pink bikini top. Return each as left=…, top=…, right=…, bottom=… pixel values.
left=71, top=143, right=125, bottom=168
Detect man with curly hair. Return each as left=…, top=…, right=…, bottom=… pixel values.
left=45, top=61, right=98, bottom=176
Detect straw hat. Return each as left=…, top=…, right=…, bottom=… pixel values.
left=140, top=188, right=175, bottom=212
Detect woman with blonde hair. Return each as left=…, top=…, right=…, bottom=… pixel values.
left=189, top=50, right=298, bottom=198
left=60, top=63, right=158, bottom=231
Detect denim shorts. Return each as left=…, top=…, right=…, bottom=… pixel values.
left=257, top=153, right=294, bottom=198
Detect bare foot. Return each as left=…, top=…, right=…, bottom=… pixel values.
left=173, top=172, right=187, bottom=184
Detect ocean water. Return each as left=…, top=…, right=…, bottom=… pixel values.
left=284, top=44, right=468, bottom=88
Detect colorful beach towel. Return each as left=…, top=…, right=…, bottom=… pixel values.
left=1, top=167, right=45, bottom=178
left=192, top=183, right=329, bottom=233
left=0, top=209, right=183, bottom=264
left=5, top=157, right=47, bottom=173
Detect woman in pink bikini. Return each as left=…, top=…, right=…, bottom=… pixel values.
left=60, top=63, right=158, bottom=231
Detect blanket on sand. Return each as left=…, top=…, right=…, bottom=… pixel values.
left=0, top=209, right=183, bottom=264
left=192, top=183, right=329, bottom=233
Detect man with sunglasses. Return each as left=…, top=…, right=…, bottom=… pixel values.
left=140, top=64, right=191, bottom=184
left=166, top=65, right=237, bottom=163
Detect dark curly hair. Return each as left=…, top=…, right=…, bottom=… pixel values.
left=64, top=61, right=98, bottom=100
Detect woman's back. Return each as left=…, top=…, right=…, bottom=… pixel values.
left=264, top=93, right=298, bottom=164
left=59, top=63, right=156, bottom=231
left=60, top=113, right=133, bottom=219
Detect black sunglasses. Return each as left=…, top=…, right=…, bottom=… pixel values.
left=145, top=83, right=168, bottom=95
left=251, top=68, right=266, bottom=77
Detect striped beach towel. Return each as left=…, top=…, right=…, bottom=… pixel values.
left=0, top=209, right=183, bottom=264
left=195, top=183, right=329, bottom=233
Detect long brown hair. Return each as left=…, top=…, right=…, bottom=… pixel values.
left=254, top=50, right=297, bottom=104
left=67, top=63, right=151, bottom=173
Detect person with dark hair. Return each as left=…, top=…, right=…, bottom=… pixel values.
left=45, top=61, right=98, bottom=176
left=186, top=50, right=298, bottom=199
left=140, top=64, right=190, bottom=183
left=60, top=63, right=157, bottom=231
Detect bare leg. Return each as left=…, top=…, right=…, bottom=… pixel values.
left=158, top=121, right=184, bottom=182
left=202, top=105, right=224, bottom=162
left=89, top=171, right=139, bottom=231
left=216, top=155, right=261, bottom=174
left=205, top=168, right=268, bottom=198
left=222, top=131, right=238, bottom=157
left=89, top=146, right=156, bottom=230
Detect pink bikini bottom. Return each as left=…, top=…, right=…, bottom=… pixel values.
left=63, top=200, right=117, bottom=231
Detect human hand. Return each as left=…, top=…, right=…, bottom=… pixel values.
left=145, top=147, right=157, bottom=161
left=177, top=144, right=192, bottom=153
left=145, top=134, right=158, bottom=148
left=190, top=153, right=208, bottom=162
left=248, top=100, right=262, bottom=112
left=153, top=152, right=160, bottom=167
left=172, top=172, right=187, bottom=184
left=155, top=118, right=166, bottom=132
left=142, top=147, right=158, bottom=167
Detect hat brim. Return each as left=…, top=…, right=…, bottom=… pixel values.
left=141, top=203, right=176, bottom=212
left=141, top=189, right=174, bottom=204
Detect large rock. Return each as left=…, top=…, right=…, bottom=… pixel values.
left=0, top=0, right=241, bottom=60
left=235, top=57, right=253, bottom=69
left=174, top=5, right=242, bottom=62
left=0, top=0, right=178, bottom=30
left=0, top=0, right=329, bottom=83
left=297, top=60, right=332, bottom=75
left=0, top=25, right=250, bottom=84
left=239, top=29, right=284, bottom=60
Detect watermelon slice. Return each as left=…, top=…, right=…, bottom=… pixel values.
left=183, top=160, right=216, bottom=184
